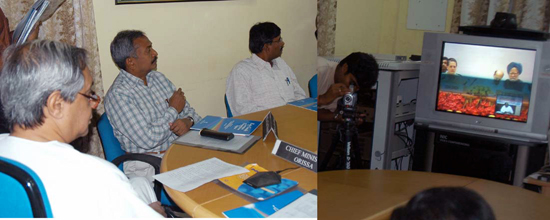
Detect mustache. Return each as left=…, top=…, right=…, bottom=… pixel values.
left=152, top=56, right=158, bottom=64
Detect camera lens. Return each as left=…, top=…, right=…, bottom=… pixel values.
left=344, top=95, right=352, bottom=102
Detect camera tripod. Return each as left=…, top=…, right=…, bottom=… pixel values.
left=319, top=113, right=363, bottom=170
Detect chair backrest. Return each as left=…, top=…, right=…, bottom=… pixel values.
left=308, top=74, right=318, bottom=98
left=97, top=113, right=125, bottom=170
left=224, top=94, right=233, bottom=118
left=0, top=156, right=53, bottom=218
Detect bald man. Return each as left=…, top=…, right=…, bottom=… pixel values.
left=493, top=70, right=504, bottom=85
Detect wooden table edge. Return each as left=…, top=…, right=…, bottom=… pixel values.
left=160, top=145, right=223, bottom=218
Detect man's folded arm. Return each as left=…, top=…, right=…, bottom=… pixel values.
left=178, top=100, right=202, bottom=122
left=106, top=91, right=178, bottom=150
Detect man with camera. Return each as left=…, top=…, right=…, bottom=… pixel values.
left=317, top=52, right=379, bottom=122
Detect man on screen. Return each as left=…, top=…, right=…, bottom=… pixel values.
left=503, top=62, right=525, bottom=91
left=499, top=102, right=514, bottom=115
left=441, top=56, right=448, bottom=73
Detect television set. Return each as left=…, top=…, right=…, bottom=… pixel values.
left=415, top=32, right=550, bottom=144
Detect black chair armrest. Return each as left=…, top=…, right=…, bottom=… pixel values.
left=111, top=154, right=163, bottom=202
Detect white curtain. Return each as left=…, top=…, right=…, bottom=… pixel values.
left=317, top=0, right=338, bottom=56
left=452, top=0, right=550, bottom=33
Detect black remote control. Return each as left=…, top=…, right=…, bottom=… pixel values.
left=199, top=128, right=234, bottom=141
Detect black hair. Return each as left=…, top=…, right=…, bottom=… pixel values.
left=390, top=187, right=496, bottom=220
left=338, top=52, right=379, bottom=90
left=249, top=22, right=281, bottom=54
left=442, top=56, right=448, bottom=62
left=110, top=30, right=146, bottom=71
left=448, top=58, right=458, bottom=66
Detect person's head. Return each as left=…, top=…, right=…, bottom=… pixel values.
left=447, top=58, right=457, bottom=75
left=390, top=187, right=495, bottom=220
left=441, top=57, right=448, bottom=72
left=507, top=62, right=522, bottom=81
left=249, top=22, right=284, bottom=61
left=504, top=102, right=509, bottom=106
left=0, top=40, right=100, bottom=143
left=493, top=70, right=504, bottom=81
left=110, top=30, right=158, bottom=78
left=334, top=52, right=379, bottom=92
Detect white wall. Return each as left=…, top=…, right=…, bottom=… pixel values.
left=93, top=0, right=317, bottom=117
left=334, top=0, right=455, bottom=57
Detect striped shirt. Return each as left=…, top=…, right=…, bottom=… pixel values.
left=105, top=69, right=201, bottom=153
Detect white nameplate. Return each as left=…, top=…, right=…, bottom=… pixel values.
left=272, top=140, right=317, bottom=172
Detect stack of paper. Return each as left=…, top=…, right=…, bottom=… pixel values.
left=152, top=157, right=249, bottom=192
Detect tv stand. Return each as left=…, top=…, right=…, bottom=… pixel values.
left=413, top=126, right=546, bottom=186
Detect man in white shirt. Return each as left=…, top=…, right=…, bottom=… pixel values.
left=226, top=22, right=307, bottom=116
left=0, top=40, right=163, bottom=218
left=317, top=52, right=379, bottom=121
left=499, top=102, right=514, bottom=114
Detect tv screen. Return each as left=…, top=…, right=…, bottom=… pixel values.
left=415, top=33, right=550, bottom=143
left=437, top=42, right=536, bottom=122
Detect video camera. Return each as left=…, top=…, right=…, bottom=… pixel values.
left=337, top=82, right=358, bottom=122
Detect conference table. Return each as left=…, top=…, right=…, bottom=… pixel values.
left=160, top=105, right=317, bottom=218
left=319, top=170, right=550, bottom=220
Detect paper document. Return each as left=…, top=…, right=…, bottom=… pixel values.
left=268, top=193, right=317, bottom=218
left=153, top=157, right=249, bottom=192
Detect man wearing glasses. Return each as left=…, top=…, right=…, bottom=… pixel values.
left=104, top=30, right=201, bottom=184
left=226, top=22, right=307, bottom=116
left=0, top=40, right=163, bottom=217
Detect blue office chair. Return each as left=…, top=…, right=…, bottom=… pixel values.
left=97, top=113, right=176, bottom=209
left=308, top=74, right=318, bottom=98
left=225, top=94, right=233, bottom=117
left=0, top=156, right=53, bottom=218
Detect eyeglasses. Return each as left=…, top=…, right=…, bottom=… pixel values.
left=271, top=37, right=283, bottom=44
left=78, top=91, right=101, bottom=109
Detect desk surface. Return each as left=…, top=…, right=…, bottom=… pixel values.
left=160, top=105, right=317, bottom=218
left=319, top=170, right=550, bottom=220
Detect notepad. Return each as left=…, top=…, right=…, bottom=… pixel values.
left=191, top=115, right=261, bottom=136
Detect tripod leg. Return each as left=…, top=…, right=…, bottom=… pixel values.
left=320, top=125, right=341, bottom=171
left=351, top=130, right=362, bottom=169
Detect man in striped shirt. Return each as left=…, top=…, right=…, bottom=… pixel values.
left=105, top=30, right=201, bottom=183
